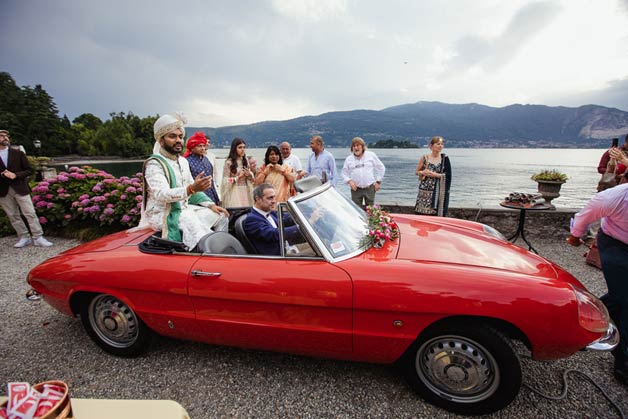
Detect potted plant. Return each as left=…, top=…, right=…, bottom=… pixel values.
left=531, top=170, right=568, bottom=208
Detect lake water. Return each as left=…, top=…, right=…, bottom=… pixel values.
left=55, top=148, right=608, bottom=209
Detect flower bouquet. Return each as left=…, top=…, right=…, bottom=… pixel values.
left=363, top=205, right=399, bottom=248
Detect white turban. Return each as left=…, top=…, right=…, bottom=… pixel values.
left=153, top=113, right=187, bottom=154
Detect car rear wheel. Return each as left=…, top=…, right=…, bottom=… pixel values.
left=80, top=294, right=152, bottom=357
left=402, top=322, right=521, bottom=415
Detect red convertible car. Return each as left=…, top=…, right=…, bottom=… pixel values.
left=27, top=181, right=617, bottom=414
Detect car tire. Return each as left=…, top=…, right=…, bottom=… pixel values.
left=402, top=322, right=521, bottom=415
left=80, top=294, right=152, bottom=357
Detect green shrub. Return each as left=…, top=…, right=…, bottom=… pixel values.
left=531, top=169, right=568, bottom=182
left=0, top=166, right=143, bottom=239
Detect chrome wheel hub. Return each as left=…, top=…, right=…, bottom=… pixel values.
left=416, top=335, right=499, bottom=403
left=88, top=295, right=139, bottom=348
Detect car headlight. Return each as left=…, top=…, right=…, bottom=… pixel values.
left=482, top=224, right=506, bottom=241
left=570, top=285, right=610, bottom=333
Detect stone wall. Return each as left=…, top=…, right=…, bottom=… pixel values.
left=381, top=205, right=576, bottom=238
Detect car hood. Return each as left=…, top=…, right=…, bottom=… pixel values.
left=394, top=215, right=557, bottom=278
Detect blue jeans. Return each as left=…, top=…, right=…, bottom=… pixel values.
left=598, top=230, right=628, bottom=366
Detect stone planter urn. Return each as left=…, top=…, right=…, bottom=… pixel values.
left=536, top=180, right=565, bottom=209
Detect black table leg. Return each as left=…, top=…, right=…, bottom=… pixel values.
left=506, top=209, right=538, bottom=254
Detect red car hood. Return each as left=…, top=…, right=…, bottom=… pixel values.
left=394, top=215, right=557, bottom=278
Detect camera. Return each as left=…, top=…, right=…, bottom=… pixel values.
left=612, top=138, right=619, bottom=147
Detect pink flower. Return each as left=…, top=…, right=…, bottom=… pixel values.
left=120, top=194, right=127, bottom=200
left=135, top=195, right=143, bottom=202
left=103, top=208, right=114, bottom=215
left=39, top=216, right=47, bottom=224
left=121, top=215, right=131, bottom=223
left=36, top=201, right=48, bottom=208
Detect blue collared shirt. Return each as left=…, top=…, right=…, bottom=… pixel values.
left=306, top=149, right=337, bottom=185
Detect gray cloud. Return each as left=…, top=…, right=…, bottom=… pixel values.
left=446, top=1, right=562, bottom=72
left=1, top=0, right=626, bottom=127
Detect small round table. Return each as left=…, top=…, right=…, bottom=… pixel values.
left=499, top=201, right=552, bottom=254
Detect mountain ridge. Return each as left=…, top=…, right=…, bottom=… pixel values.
left=190, top=101, right=628, bottom=148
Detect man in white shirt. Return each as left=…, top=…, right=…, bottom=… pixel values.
left=280, top=142, right=305, bottom=180
left=567, top=173, right=628, bottom=386
left=341, top=137, right=385, bottom=207
left=137, top=114, right=229, bottom=250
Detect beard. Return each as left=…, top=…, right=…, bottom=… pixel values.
left=163, top=143, right=182, bottom=155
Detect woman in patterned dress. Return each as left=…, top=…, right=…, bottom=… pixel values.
left=220, top=138, right=255, bottom=208
left=254, top=145, right=295, bottom=202
left=414, top=136, right=452, bottom=216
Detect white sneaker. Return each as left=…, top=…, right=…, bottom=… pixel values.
left=14, top=237, right=32, bottom=248
left=33, top=237, right=53, bottom=247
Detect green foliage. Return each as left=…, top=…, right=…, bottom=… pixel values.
left=531, top=169, right=568, bottom=182
left=0, top=166, right=145, bottom=239
left=0, top=72, right=157, bottom=158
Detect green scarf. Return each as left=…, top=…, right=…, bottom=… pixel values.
left=144, top=154, right=213, bottom=242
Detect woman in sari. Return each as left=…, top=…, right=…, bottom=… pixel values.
left=254, top=145, right=295, bottom=202
left=220, top=138, right=255, bottom=208
left=414, top=136, right=452, bottom=216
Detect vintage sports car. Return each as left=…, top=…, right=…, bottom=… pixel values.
left=27, top=180, right=618, bottom=414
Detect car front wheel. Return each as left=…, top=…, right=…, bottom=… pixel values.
left=80, top=294, right=152, bottom=357
left=402, top=322, right=521, bottom=415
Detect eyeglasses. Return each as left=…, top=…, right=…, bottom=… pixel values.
left=0, top=134, right=9, bottom=138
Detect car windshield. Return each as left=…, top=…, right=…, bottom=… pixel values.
left=290, top=185, right=369, bottom=259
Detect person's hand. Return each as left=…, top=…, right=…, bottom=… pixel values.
left=2, top=169, right=16, bottom=180
left=566, top=235, right=582, bottom=247
left=210, top=204, right=230, bottom=217
left=239, top=168, right=252, bottom=180
left=192, top=172, right=211, bottom=192
left=374, top=182, right=381, bottom=192
left=296, top=170, right=306, bottom=180
left=348, top=180, right=357, bottom=191
left=309, top=207, right=326, bottom=224
left=610, top=147, right=628, bottom=165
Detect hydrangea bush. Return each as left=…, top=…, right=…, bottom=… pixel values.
left=363, top=205, right=399, bottom=248
left=28, top=166, right=143, bottom=232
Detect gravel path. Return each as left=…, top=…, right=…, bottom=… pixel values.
left=1, top=232, right=626, bottom=419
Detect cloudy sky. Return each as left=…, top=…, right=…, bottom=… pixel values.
left=1, top=0, right=628, bottom=127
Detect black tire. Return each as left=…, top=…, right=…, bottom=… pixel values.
left=80, top=294, right=152, bottom=357
left=402, top=322, right=521, bottom=415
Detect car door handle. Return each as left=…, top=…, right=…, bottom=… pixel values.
left=191, top=270, right=222, bottom=277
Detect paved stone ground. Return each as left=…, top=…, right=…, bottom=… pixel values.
left=1, top=232, right=626, bottom=419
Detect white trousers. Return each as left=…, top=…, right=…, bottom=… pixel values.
left=0, top=188, right=44, bottom=239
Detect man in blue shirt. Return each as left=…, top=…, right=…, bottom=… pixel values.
left=306, top=135, right=337, bottom=185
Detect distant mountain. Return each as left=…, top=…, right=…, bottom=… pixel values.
left=190, top=101, right=628, bottom=148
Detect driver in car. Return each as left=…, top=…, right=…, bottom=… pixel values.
left=242, top=183, right=302, bottom=255
left=244, top=183, right=325, bottom=255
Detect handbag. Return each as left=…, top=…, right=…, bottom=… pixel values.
left=584, top=240, right=602, bottom=270
left=597, top=159, right=617, bottom=192
left=418, top=155, right=428, bottom=181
